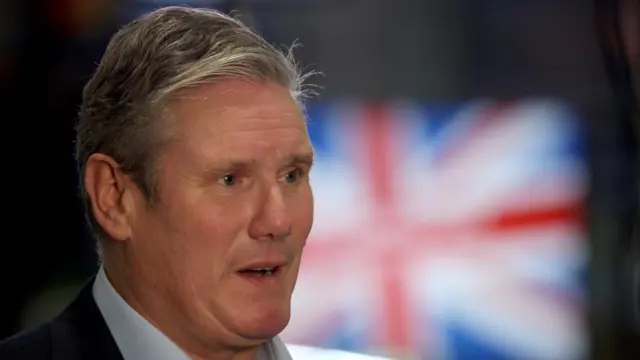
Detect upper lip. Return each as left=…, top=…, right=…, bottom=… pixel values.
left=237, top=259, right=287, bottom=271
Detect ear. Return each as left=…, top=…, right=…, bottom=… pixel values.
left=83, top=153, right=135, bottom=242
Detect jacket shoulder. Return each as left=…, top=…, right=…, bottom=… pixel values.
left=285, top=344, right=390, bottom=360
left=0, top=322, right=51, bottom=360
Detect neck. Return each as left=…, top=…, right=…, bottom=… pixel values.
left=189, top=348, right=261, bottom=360
left=101, top=252, right=264, bottom=360
left=187, top=347, right=260, bottom=360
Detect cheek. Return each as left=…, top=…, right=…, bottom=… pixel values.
left=176, top=201, right=249, bottom=272
left=180, top=209, right=230, bottom=258
left=161, top=213, right=234, bottom=302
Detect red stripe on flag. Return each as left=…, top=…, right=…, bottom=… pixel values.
left=486, top=202, right=583, bottom=230
left=304, top=201, right=584, bottom=260
left=360, top=104, right=411, bottom=350
left=362, top=105, right=393, bottom=209
left=381, top=249, right=412, bottom=352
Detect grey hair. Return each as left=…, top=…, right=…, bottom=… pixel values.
left=75, top=6, right=315, bottom=248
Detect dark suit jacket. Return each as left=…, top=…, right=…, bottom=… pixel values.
left=0, top=277, right=124, bottom=360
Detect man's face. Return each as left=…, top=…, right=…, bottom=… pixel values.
left=125, top=79, right=314, bottom=348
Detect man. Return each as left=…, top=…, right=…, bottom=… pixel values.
left=0, top=6, right=387, bottom=360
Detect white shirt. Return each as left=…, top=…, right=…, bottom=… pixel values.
left=93, top=266, right=388, bottom=360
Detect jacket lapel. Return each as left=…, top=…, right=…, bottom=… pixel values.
left=49, top=276, right=124, bottom=360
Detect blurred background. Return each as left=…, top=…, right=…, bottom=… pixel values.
left=0, top=0, right=638, bottom=359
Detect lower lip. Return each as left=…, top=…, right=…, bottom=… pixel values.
left=235, top=267, right=283, bottom=285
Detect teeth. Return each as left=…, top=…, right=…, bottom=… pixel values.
left=251, top=268, right=274, bottom=275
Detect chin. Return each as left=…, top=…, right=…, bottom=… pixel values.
left=231, top=305, right=291, bottom=340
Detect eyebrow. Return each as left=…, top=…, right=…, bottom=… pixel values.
left=286, top=151, right=315, bottom=167
left=204, top=150, right=315, bottom=176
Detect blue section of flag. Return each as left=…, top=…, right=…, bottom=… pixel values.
left=324, top=324, right=369, bottom=353
left=305, top=104, right=331, bottom=156
left=416, top=104, right=464, bottom=160
left=423, top=105, right=462, bottom=141
left=314, top=312, right=371, bottom=353
left=446, top=321, right=514, bottom=360
left=555, top=115, right=585, bottom=160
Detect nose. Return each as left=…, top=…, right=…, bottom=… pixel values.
left=247, top=183, right=292, bottom=241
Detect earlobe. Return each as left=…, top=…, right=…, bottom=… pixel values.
left=84, top=153, right=133, bottom=241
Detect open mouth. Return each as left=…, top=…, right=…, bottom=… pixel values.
left=238, top=266, right=281, bottom=277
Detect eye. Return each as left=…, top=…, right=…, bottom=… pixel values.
left=219, top=174, right=237, bottom=187
left=283, top=168, right=302, bottom=183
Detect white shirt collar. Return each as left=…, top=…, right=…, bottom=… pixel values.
left=92, top=266, right=292, bottom=360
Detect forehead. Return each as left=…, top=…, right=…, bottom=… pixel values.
left=166, top=79, right=311, bottom=161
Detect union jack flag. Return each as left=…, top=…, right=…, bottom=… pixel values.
left=281, top=100, right=588, bottom=360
